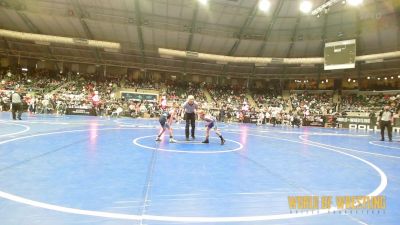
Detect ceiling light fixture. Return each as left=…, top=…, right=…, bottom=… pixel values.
left=300, top=1, right=313, bottom=14
left=259, top=0, right=271, bottom=12
left=347, top=0, right=363, bottom=6
left=198, top=0, right=208, bottom=6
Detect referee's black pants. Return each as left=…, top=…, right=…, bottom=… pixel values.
left=380, top=121, right=392, bottom=141
left=11, top=103, right=22, bottom=120
left=185, top=112, right=196, bottom=138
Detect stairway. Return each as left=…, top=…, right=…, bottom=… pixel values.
left=49, top=81, right=72, bottom=95
left=282, top=90, right=292, bottom=111
left=282, top=90, right=290, bottom=100
left=246, top=92, right=259, bottom=110
left=332, top=91, right=341, bottom=112
left=203, top=88, right=214, bottom=103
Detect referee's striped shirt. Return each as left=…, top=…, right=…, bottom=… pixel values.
left=182, top=101, right=198, bottom=113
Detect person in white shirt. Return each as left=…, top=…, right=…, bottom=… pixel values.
left=271, top=109, right=278, bottom=127
left=265, top=111, right=271, bottom=124
left=198, top=110, right=225, bottom=145
left=377, top=106, right=394, bottom=142
left=10, top=88, right=23, bottom=120
left=257, top=111, right=265, bottom=126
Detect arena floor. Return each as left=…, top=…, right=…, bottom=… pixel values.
left=0, top=112, right=399, bottom=225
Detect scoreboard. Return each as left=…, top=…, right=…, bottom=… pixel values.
left=324, top=39, right=356, bottom=70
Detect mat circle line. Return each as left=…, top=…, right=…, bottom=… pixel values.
left=133, top=135, right=243, bottom=154
left=0, top=121, right=31, bottom=137
left=369, top=141, right=400, bottom=150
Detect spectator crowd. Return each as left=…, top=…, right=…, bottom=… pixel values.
left=1, top=69, right=399, bottom=127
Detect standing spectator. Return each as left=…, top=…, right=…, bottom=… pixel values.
left=271, top=109, right=278, bottom=127
left=219, top=107, right=226, bottom=122
left=257, top=110, right=264, bottom=126
left=377, top=106, right=393, bottom=142
left=28, top=97, right=36, bottom=114
left=369, top=110, right=377, bottom=127
left=265, top=110, right=271, bottom=124
left=10, top=88, right=23, bottom=120
left=0, top=97, right=4, bottom=111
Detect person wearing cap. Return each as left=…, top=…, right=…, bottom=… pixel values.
left=377, top=105, right=394, bottom=142
left=198, top=110, right=225, bottom=145
left=10, top=88, right=23, bottom=120
left=182, top=95, right=198, bottom=141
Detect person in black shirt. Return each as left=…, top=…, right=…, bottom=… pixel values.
left=219, top=107, right=226, bottom=123
left=377, top=106, right=394, bottom=142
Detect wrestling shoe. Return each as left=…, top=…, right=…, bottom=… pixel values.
left=220, top=139, right=225, bottom=145
left=202, top=139, right=209, bottom=144
left=169, top=138, right=177, bottom=143
left=155, top=137, right=161, bottom=142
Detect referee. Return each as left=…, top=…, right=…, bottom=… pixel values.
left=182, top=95, right=198, bottom=141
left=377, top=106, right=393, bottom=142
left=10, top=88, right=23, bottom=120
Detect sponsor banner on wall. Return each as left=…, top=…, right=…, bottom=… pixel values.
left=338, top=117, right=400, bottom=132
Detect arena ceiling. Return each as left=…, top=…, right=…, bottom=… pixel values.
left=0, top=0, right=399, bottom=79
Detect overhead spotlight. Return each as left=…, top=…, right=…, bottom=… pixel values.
left=353, top=80, right=356, bottom=83
left=326, top=79, right=328, bottom=83
left=384, top=77, right=387, bottom=80
left=398, top=75, right=400, bottom=78
left=347, top=0, right=363, bottom=6
left=347, top=78, right=351, bottom=82
left=300, top=1, right=313, bottom=14
left=198, top=0, right=208, bottom=5
left=259, top=0, right=271, bottom=12
left=342, top=0, right=346, bottom=4
left=390, top=76, right=394, bottom=79
left=377, top=77, right=381, bottom=80
left=322, top=81, right=325, bottom=84
left=367, top=76, right=370, bottom=79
